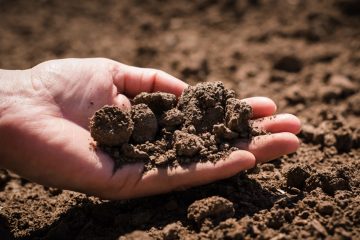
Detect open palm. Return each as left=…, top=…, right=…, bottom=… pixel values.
left=1, top=58, right=300, bottom=199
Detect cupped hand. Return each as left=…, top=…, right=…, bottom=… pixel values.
left=0, top=58, right=300, bottom=199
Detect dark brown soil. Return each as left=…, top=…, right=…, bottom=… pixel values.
left=0, top=0, right=360, bottom=239
left=90, top=82, right=254, bottom=171
left=90, top=106, right=134, bottom=146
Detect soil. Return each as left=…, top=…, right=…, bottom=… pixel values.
left=90, top=106, right=134, bottom=146
left=90, top=82, right=254, bottom=171
left=0, top=0, right=360, bottom=239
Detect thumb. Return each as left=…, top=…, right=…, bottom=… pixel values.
left=113, top=93, right=131, bottom=110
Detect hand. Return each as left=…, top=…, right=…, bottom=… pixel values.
left=0, top=58, right=300, bottom=199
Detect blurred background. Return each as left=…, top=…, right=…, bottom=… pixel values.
left=0, top=0, right=359, bottom=117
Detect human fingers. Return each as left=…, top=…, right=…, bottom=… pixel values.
left=104, top=150, right=255, bottom=199
left=112, top=63, right=188, bottom=98
left=235, top=133, right=300, bottom=164
left=251, top=113, right=301, bottom=134
left=112, top=93, right=131, bottom=110
left=241, top=97, right=277, bottom=119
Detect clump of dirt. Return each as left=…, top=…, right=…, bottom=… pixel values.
left=285, top=165, right=311, bottom=189
left=284, top=164, right=351, bottom=195
left=316, top=201, right=334, bottom=216
left=301, top=115, right=357, bottom=152
left=173, top=130, right=204, bottom=157
left=90, top=106, right=134, bottom=146
left=177, top=81, right=236, bottom=132
left=133, top=92, right=177, bottom=115
left=187, top=196, right=235, bottom=225
left=130, top=104, right=158, bottom=143
left=305, top=170, right=350, bottom=195
left=161, top=222, right=188, bottom=240
left=90, top=82, right=257, bottom=171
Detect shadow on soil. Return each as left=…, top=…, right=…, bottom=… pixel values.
left=12, top=174, right=279, bottom=239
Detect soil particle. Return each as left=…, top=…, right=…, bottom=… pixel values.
left=173, top=130, right=204, bottom=157
left=46, top=187, right=63, bottom=196
left=299, top=210, right=310, bottom=219
left=121, top=144, right=149, bottom=160
left=90, top=106, right=134, bottom=146
left=130, top=103, right=158, bottom=143
left=133, top=92, right=177, bottom=115
left=177, top=81, right=235, bottom=132
left=213, top=123, right=239, bottom=140
left=305, top=172, right=350, bottom=195
left=266, top=209, right=286, bottom=229
left=260, top=163, right=275, bottom=172
left=324, top=133, right=337, bottom=147
left=285, top=165, right=311, bottom=189
left=334, top=127, right=353, bottom=152
left=310, top=219, right=328, bottom=237
left=187, top=196, right=235, bottom=225
left=301, top=119, right=355, bottom=152
left=316, top=201, right=334, bottom=216
left=225, top=98, right=252, bottom=136
left=301, top=124, right=323, bottom=143
left=161, top=222, right=186, bottom=240
left=159, top=108, right=185, bottom=127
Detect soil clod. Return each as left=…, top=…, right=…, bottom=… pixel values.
left=316, top=201, right=334, bottom=216
left=160, top=108, right=185, bottom=127
left=305, top=172, right=350, bottom=195
left=130, top=103, right=158, bottom=143
left=285, top=165, right=311, bottom=189
left=133, top=92, right=177, bottom=115
left=174, top=131, right=204, bottom=157
left=90, top=106, right=134, bottom=146
left=187, top=196, right=235, bottom=225
left=225, top=98, right=252, bottom=136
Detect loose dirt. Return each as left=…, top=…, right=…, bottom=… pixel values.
left=0, top=0, right=359, bottom=239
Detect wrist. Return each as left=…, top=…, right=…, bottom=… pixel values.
left=0, top=69, right=32, bottom=166
left=0, top=69, right=32, bottom=118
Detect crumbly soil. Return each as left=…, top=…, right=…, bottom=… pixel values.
left=90, top=82, right=254, bottom=171
left=0, top=0, right=360, bottom=239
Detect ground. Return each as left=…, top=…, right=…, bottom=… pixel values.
left=0, top=0, right=359, bottom=239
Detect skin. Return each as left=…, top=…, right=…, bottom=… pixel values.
left=0, top=58, right=301, bottom=199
